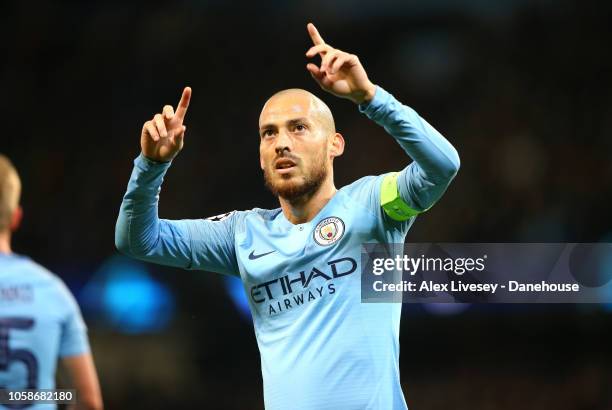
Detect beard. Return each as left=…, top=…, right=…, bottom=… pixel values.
left=263, top=152, right=328, bottom=201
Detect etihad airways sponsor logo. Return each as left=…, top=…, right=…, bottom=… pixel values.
left=250, top=257, right=357, bottom=316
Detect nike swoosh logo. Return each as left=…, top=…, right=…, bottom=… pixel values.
left=248, top=250, right=276, bottom=260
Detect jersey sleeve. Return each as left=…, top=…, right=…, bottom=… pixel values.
left=358, top=86, right=460, bottom=219
left=55, top=279, right=90, bottom=358
left=115, top=154, right=239, bottom=276
left=178, top=213, right=240, bottom=275
left=342, top=174, right=415, bottom=243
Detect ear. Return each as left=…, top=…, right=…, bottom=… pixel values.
left=329, top=132, right=345, bottom=159
left=10, top=206, right=22, bottom=232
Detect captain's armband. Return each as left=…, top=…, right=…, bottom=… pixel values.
left=380, top=172, right=426, bottom=221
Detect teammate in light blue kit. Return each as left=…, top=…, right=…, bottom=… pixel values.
left=0, top=155, right=103, bottom=410
left=116, top=23, right=459, bottom=409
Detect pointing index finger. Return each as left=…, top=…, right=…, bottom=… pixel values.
left=307, top=23, right=325, bottom=45
left=175, top=86, right=192, bottom=122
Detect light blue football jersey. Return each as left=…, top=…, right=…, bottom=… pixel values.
left=116, top=86, right=460, bottom=409
left=0, top=253, right=90, bottom=410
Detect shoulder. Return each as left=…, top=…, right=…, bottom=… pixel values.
left=341, top=174, right=380, bottom=196
left=246, top=207, right=282, bottom=220
left=31, top=261, right=75, bottom=302
left=340, top=173, right=418, bottom=237
left=199, top=207, right=281, bottom=234
left=235, top=207, right=282, bottom=231
left=8, top=255, right=57, bottom=284
left=8, top=255, right=77, bottom=305
left=204, top=207, right=280, bottom=223
left=339, top=172, right=396, bottom=206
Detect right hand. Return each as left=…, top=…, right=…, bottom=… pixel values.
left=141, top=87, right=191, bottom=162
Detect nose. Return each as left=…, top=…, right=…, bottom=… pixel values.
left=274, top=130, right=292, bottom=155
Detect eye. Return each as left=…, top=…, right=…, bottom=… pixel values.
left=294, top=124, right=307, bottom=132
left=262, top=129, right=275, bottom=138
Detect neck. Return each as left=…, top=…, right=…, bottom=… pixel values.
left=0, top=230, right=12, bottom=254
left=279, top=177, right=337, bottom=224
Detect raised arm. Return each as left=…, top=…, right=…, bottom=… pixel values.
left=359, top=87, right=460, bottom=214
left=304, top=23, right=459, bottom=217
left=115, top=88, right=238, bottom=275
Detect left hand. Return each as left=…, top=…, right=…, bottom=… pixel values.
left=305, top=23, right=376, bottom=105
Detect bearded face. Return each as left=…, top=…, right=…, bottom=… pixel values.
left=262, top=141, right=328, bottom=200
left=258, top=89, right=343, bottom=203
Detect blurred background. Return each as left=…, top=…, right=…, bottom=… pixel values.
left=2, top=0, right=612, bottom=408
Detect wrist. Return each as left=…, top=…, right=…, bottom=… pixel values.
left=141, top=152, right=172, bottom=164
left=363, top=82, right=377, bottom=103
left=352, top=83, right=377, bottom=105
left=134, top=153, right=173, bottom=173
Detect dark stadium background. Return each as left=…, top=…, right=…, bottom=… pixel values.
left=2, top=0, right=612, bottom=409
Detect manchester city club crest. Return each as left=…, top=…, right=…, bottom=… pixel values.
left=313, top=217, right=345, bottom=246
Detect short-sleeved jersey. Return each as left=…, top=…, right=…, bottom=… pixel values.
left=0, top=253, right=90, bottom=410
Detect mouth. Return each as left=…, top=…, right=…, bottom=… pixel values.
left=274, top=158, right=297, bottom=174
